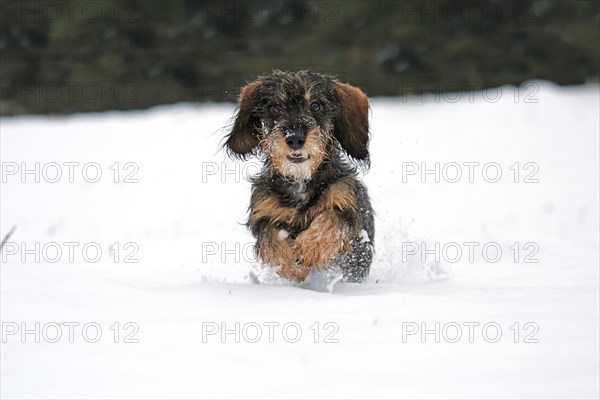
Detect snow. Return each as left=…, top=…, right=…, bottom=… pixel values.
left=359, top=229, right=370, bottom=243
left=1, top=82, right=598, bottom=399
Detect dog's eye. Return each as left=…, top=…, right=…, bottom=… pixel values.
left=310, top=101, right=321, bottom=112
left=271, top=105, right=283, bottom=114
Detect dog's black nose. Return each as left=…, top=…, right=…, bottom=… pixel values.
left=285, top=131, right=305, bottom=150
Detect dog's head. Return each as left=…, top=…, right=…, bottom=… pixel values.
left=224, top=70, right=370, bottom=180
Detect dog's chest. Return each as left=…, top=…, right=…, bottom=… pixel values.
left=275, top=181, right=319, bottom=233
left=288, top=181, right=310, bottom=204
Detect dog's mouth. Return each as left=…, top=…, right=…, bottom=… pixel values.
left=287, top=153, right=309, bottom=163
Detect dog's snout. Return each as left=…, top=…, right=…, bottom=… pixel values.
left=285, top=131, right=306, bottom=150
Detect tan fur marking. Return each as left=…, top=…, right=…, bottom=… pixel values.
left=304, top=82, right=318, bottom=104
left=338, top=84, right=369, bottom=120
left=278, top=261, right=310, bottom=282
left=302, top=128, right=330, bottom=174
left=256, top=226, right=308, bottom=281
left=295, top=210, right=351, bottom=268
left=259, top=133, right=289, bottom=176
left=316, top=178, right=358, bottom=213
left=334, top=83, right=370, bottom=160
left=249, top=197, right=296, bottom=226
left=226, top=81, right=263, bottom=155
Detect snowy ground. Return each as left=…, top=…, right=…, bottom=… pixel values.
left=1, top=82, right=598, bottom=399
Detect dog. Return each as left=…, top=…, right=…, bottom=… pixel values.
left=224, top=70, right=374, bottom=282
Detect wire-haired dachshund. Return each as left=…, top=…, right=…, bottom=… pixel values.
left=224, top=70, right=374, bottom=282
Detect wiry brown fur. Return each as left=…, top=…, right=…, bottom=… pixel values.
left=224, top=70, right=374, bottom=283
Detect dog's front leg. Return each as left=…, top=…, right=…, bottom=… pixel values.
left=255, top=224, right=310, bottom=281
left=294, top=210, right=353, bottom=269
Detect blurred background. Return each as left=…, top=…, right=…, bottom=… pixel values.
left=1, top=0, right=598, bottom=115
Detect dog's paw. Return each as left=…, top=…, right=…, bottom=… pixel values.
left=277, top=262, right=310, bottom=282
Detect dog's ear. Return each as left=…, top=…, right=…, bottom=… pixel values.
left=225, top=81, right=262, bottom=158
left=333, top=83, right=370, bottom=163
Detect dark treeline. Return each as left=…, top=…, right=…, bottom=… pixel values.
left=1, top=0, right=598, bottom=115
